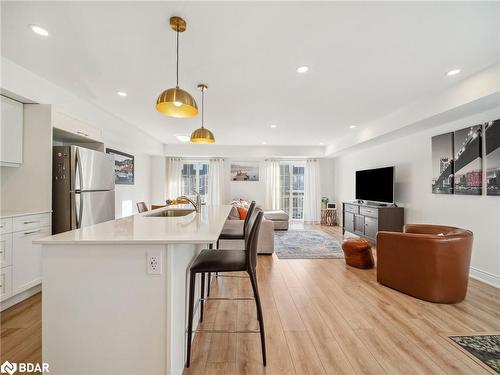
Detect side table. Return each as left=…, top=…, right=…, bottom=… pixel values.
left=321, top=208, right=337, bottom=226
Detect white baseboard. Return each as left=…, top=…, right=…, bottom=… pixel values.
left=470, top=267, right=500, bottom=289
left=0, top=284, right=42, bottom=311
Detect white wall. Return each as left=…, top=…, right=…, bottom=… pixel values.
left=150, top=155, right=167, bottom=206
left=223, top=158, right=335, bottom=206
left=1, top=105, right=52, bottom=213
left=333, top=106, right=500, bottom=287
left=156, top=153, right=335, bottom=209
left=224, top=159, right=267, bottom=204
left=1, top=58, right=164, bottom=218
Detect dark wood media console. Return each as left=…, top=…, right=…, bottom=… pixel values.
left=342, top=202, right=404, bottom=243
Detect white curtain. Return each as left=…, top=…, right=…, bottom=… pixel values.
left=304, top=159, right=321, bottom=224
left=207, top=158, right=225, bottom=205
left=265, top=160, right=281, bottom=210
left=165, top=158, right=182, bottom=199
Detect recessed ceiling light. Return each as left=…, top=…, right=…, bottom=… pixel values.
left=270, top=124, right=277, bottom=129
left=296, top=66, right=309, bottom=73
left=117, top=91, right=128, bottom=97
left=175, top=135, right=190, bottom=143
left=29, top=24, right=49, bottom=37
left=447, top=69, right=461, bottom=76
left=262, top=141, right=267, bottom=145
left=319, top=142, right=325, bottom=146
left=349, top=125, right=356, bottom=129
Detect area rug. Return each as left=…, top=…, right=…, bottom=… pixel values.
left=274, top=229, right=344, bottom=259
left=448, top=334, right=500, bottom=373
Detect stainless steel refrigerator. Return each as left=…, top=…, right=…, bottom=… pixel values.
left=52, top=146, right=115, bottom=234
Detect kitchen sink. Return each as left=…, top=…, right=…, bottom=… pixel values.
left=146, top=209, right=195, bottom=217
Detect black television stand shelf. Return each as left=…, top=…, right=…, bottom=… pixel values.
left=342, top=202, right=404, bottom=243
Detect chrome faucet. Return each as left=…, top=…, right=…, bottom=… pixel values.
left=178, top=191, right=201, bottom=213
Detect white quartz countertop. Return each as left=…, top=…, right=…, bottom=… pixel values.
left=1, top=210, right=52, bottom=219
left=34, top=205, right=232, bottom=245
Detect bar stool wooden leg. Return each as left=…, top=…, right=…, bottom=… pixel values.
left=186, top=271, right=196, bottom=368
left=248, top=271, right=267, bottom=366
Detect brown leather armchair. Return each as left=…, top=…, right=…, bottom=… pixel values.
left=376, top=224, right=473, bottom=303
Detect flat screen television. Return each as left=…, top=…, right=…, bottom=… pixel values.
left=355, top=166, right=394, bottom=203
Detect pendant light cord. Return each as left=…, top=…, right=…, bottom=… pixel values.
left=201, top=87, right=205, bottom=128
left=176, top=26, right=179, bottom=87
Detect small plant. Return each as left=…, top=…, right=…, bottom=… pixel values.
left=321, top=196, right=329, bottom=209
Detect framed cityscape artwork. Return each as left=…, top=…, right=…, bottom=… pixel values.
left=485, top=119, right=500, bottom=196
left=453, top=125, right=483, bottom=195
left=106, top=148, right=135, bottom=185
left=431, top=132, right=454, bottom=194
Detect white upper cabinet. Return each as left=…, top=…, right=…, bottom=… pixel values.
left=52, top=111, right=103, bottom=142
left=0, top=95, right=24, bottom=167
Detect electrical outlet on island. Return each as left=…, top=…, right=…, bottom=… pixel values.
left=147, top=250, right=162, bottom=275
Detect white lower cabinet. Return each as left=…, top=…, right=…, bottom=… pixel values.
left=0, top=267, right=13, bottom=300
left=0, top=233, right=13, bottom=268
left=0, top=212, right=51, bottom=304
left=12, top=226, right=49, bottom=294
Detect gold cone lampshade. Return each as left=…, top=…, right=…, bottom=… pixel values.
left=156, top=16, right=198, bottom=118
left=191, top=84, right=215, bottom=144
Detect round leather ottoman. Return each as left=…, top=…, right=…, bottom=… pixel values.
left=341, top=238, right=374, bottom=269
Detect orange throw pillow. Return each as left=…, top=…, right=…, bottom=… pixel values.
left=237, top=207, right=248, bottom=220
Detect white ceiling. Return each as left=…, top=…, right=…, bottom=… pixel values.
left=2, top=2, right=499, bottom=146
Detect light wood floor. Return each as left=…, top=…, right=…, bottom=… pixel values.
left=0, top=292, right=42, bottom=365
left=1, top=226, right=499, bottom=374
left=185, top=226, right=500, bottom=375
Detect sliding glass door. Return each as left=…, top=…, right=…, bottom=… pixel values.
left=279, top=162, right=305, bottom=220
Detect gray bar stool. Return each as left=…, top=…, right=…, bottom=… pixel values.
left=186, top=211, right=266, bottom=367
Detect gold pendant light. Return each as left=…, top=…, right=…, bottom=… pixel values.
left=191, top=84, right=215, bottom=144
left=156, top=16, right=198, bottom=118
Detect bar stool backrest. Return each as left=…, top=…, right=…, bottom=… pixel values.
left=244, top=211, right=264, bottom=273
left=136, top=202, right=148, bottom=213
left=243, top=201, right=257, bottom=232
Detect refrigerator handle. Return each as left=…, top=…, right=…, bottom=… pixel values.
left=77, top=193, right=83, bottom=229
left=75, top=147, right=84, bottom=192
left=75, top=148, right=84, bottom=229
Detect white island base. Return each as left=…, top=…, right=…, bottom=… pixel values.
left=37, top=205, right=231, bottom=375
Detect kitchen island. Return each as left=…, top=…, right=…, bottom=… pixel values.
left=35, top=204, right=232, bottom=375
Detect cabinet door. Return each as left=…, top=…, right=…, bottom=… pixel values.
left=354, top=214, right=365, bottom=235
left=0, top=266, right=13, bottom=301
left=0, top=233, right=13, bottom=268
left=344, top=212, right=355, bottom=233
left=53, top=111, right=103, bottom=142
left=0, top=96, right=23, bottom=165
left=364, top=217, right=378, bottom=240
left=12, top=226, right=50, bottom=294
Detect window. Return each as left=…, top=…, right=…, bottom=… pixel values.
left=279, top=162, right=305, bottom=220
left=181, top=162, right=208, bottom=204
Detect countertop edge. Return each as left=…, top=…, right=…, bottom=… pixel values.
left=1, top=210, right=52, bottom=219
left=34, top=239, right=221, bottom=245
left=35, top=205, right=232, bottom=245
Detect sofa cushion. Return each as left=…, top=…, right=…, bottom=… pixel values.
left=237, top=207, right=248, bottom=220
left=220, top=220, right=244, bottom=239
left=219, top=218, right=274, bottom=254
left=228, top=206, right=240, bottom=220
